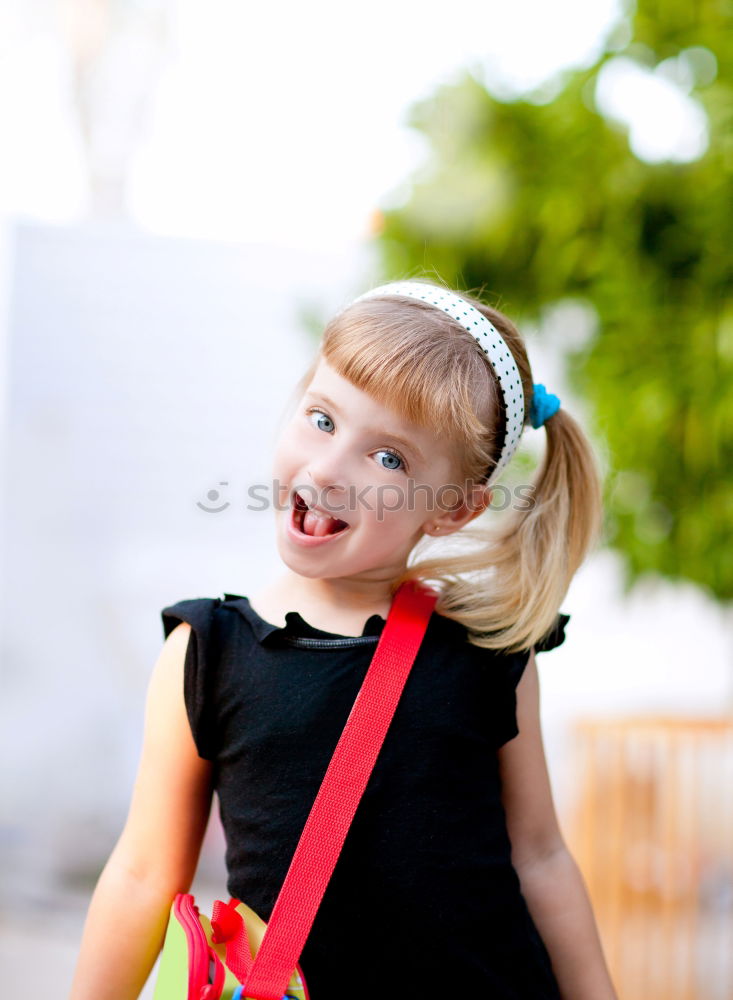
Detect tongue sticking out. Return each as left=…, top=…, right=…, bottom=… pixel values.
left=302, top=509, right=348, bottom=537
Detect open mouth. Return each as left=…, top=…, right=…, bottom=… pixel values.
left=292, top=492, right=350, bottom=538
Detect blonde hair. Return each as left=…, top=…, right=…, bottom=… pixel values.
left=287, top=281, right=604, bottom=654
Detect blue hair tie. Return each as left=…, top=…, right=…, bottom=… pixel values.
left=529, top=383, right=561, bottom=429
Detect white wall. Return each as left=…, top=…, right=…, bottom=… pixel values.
left=0, top=219, right=378, bottom=902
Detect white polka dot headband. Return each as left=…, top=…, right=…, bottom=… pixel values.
left=353, top=281, right=561, bottom=486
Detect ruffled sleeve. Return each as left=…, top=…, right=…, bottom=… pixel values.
left=161, top=597, right=222, bottom=760
left=495, top=611, right=571, bottom=748
left=534, top=611, right=571, bottom=654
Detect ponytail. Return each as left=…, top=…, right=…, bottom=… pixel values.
left=391, top=403, right=604, bottom=653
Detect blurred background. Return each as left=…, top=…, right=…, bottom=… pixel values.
left=0, top=0, right=731, bottom=996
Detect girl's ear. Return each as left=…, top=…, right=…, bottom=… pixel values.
left=464, top=485, right=493, bottom=524
left=431, top=485, right=493, bottom=535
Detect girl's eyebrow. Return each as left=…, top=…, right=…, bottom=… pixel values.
left=306, top=391, right=425, bottom=464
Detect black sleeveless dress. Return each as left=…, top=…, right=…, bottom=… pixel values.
left=161, top=593, right=570, bottom=999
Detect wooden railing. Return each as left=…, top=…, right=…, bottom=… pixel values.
left=567, top=716, right=733, bottom=1000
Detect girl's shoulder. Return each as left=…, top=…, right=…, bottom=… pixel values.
left=446, top=609, right=571, bottom=657
left=510, top=610, right=573, bottom=694
left=160, top=594, right=253, bottom=759
left=451, top=609, right=572, bottom=693
left=160, top=592, right=257, bottom=640
left=161, top=594, right=226, bottom=640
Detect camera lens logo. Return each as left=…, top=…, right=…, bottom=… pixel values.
left=196, top=482, right=230, bottom=513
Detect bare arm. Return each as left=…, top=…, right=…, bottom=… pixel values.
left=498, top=649, right=618, bottom=1000
left=69, top=623, right=214, bottom=1000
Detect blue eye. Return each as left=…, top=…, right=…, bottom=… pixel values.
left=375, top=450, right=405, bottom=472
left=308, top=409, right=334, bottom=433
left=305, top=407, right=407, bottom=472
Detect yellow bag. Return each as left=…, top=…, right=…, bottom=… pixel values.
left=154, top=894, right=308, bottom=1000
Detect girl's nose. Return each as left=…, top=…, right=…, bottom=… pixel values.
left=307, top=448, right=351, bottom=498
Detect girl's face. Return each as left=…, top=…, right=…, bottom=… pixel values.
left=271, top=358, right=484, bottom=585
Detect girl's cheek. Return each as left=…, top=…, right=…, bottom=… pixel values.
left=378, top=485, right=406, bottom=517
left=273, top=480, right=290, bottom=511
left=274, top=424, right=306, bottom=464
left=286, top=423, right=310, bottom=454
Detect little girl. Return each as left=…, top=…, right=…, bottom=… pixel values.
left=70, top=279, right=618, bottom=999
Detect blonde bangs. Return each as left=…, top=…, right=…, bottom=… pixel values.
left=320, top=297, right=497, bottom=481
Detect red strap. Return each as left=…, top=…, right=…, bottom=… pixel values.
left=211, top=898, right=254, bottom=983
left=240, top=579, right=438, bottom=1000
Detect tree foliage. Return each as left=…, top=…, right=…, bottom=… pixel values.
left=374, top=0, right=733, bottom=601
